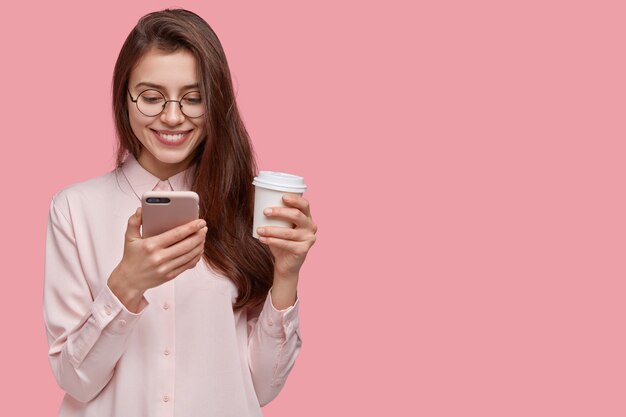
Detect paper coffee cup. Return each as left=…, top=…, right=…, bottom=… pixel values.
left=252, top=171, right=307, bottom=238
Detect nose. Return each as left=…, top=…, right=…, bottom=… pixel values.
left=160, top=101, right=185, bottom=125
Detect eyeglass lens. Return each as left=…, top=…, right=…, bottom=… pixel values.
left=136, top=89, right=205, bottom=118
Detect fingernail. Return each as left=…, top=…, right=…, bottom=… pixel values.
left=257, top=227, right=265, bottom=235
left=199, top=220, right=207, bottom=228
left=264, top=208, right=272, bottom=215
left=283, top=194, right=292, bottom=202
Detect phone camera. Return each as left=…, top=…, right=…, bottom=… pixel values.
left=146, top=197, right=171, bottom=204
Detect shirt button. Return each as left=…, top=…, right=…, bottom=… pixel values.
left=104, top=306, right=112, bottom=316
left=163, top=303, right=170, bottom=310
left=164, top=349, right=170, bottom=356
left=119, top=319, right=127, bottom=327
left=268, top=320, right=273, bottom=326
left=163, top=395, right=170, bottom=402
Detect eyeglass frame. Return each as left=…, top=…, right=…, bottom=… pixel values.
left=127, top=88, right=206, bottom=118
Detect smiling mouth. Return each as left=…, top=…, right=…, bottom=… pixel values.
left=152, top=129, right=192, bottom=145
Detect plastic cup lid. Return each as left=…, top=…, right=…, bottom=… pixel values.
left=253, top=171, right=307, bottom=193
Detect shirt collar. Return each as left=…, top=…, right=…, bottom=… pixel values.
left=121, top=153, right=195, bottom=198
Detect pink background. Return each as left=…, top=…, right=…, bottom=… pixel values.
left=1, top=0, right=625, bottom=415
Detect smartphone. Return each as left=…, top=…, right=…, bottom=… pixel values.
left=141, top=191, right=200, bottom=238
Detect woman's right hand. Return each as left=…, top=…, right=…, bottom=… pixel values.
left=108, top=207, right=208, bottom=312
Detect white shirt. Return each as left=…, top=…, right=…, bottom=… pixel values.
left=43, top=154, right=302, bottom=416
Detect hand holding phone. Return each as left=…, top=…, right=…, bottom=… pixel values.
left=107, top=191, right=205, bottom=312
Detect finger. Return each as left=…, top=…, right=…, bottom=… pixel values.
left=126, top=207, right=142, bottom=241
left=257, top=226, right=309, bottom=242
left=168, top=239, right=205, bottom=273
left=153, top=218, right=207, bottom=248
left=161, top=227, right=207, bottom=261
left=259, top=236, right=314, bottom=255
left=282, top=194, right=312, bottom=217
left=162, top=244, right=205, bottom=281
left=264, top=207, right=308, bottom=228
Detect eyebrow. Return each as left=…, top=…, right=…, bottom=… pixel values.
left=134, top=82, right=200, bottom=90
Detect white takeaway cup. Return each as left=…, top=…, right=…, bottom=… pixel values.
left=252, top=171, right=307, bottom=238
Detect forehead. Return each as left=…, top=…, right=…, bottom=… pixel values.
left=130, top=48, right=198, bottom=90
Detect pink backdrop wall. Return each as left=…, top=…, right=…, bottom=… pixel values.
left=2, top=0, right=625, bottom=415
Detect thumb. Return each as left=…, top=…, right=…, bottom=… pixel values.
left=125, top=207, right=143, bottom=241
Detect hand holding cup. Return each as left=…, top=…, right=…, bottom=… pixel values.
left=253, top=172, right=317, bottom=278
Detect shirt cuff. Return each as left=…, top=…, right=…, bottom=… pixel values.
left=91, top=284, right=148, bottom=334
left=261, top=289, right=300, bottom=340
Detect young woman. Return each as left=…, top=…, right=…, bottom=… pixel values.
left=43, top=9, right=316, bottom=416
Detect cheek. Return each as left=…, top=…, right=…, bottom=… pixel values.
left=194, top=123, right=207, bottom=141
left=128, top=113, right=148, bottom=142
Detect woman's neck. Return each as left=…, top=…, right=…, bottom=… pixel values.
left=137, top=152, right=195, bottom=180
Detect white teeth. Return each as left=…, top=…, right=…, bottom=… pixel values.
left=158, top=132, right=185, bottom=142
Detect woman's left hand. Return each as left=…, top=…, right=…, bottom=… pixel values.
left=257, top=194, right=317, bottom=279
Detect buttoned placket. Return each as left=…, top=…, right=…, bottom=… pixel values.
left=154, top=280, right=175, bottom=414
left=152, top=179, right=176, bottom=414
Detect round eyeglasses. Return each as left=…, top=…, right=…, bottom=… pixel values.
left=128, top=89, right=205, bottom=118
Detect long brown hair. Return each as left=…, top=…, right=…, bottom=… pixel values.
left=112, top=8, right=273, bottom=310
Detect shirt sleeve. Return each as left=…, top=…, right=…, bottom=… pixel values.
left=247, top=288, right=302, bottom=406
left=43, top=197, right=148, bottom=403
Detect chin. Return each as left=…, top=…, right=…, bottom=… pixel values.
left=153, top=149, right=196, bottom=164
